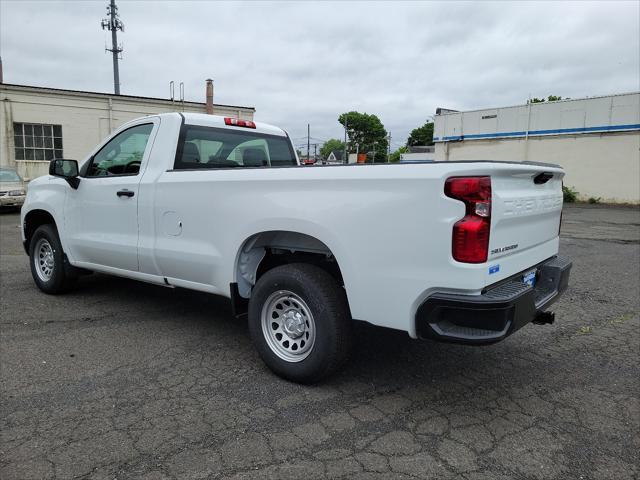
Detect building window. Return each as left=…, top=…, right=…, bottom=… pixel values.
left=13, top=123, right=63, bottom=161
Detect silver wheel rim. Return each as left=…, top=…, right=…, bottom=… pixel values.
left=34, top=238, right=55, bottom=282
left=261, top=290, right=316, bottom=362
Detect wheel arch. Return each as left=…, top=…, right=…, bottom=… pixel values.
left=233, top=230, right=347, bottom=302
left=23, top=209, right=58, bottom=254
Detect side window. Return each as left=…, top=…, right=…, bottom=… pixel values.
left=86, top=124, right=153, bottom=177
left=174, top=126, right=297, bottom=170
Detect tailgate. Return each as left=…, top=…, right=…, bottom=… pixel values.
left=489, top=164, right=564, bottom=263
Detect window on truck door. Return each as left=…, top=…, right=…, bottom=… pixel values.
left=85, top=123, right=154, bottom=177
left=173, top=125, right=297, bottom=170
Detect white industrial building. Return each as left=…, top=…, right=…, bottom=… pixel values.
left=434, top=92, right=640, bottom=203
left=400, top=145, right=435, bottom=162
left=0, top=82, right=255, bottom=180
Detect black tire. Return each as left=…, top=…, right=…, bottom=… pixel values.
left=248, top=263, right=352, bottom=384
left=29, top=224, right=75, bottom=294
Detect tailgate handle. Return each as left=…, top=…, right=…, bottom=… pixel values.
left=534, top=172, right=554, bottom=184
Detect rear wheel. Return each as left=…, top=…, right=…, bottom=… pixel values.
left=29, top=224, right=75, bottom=294
left=248, top=263, right=352, bottom=383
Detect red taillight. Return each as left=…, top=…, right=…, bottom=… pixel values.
left=451, top=216, right=490, bottom=263
left=224, top=117, right=256, bottom=129
left=445, top=176, right=491, bottom=263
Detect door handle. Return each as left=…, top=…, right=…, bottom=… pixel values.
left=117, top=189, right=135, bottom=198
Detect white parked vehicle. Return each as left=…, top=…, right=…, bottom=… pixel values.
left=21, top=113, right=571, bottom=383
left=0, top=168, right=27, bottom=209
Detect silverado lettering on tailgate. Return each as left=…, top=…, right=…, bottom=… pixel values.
left=491, top=244, right=518, bottom=255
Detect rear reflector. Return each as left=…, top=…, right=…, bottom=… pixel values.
left=445, top=176, right=492, bottom=263
left=224, top=117, right=256, bottom=129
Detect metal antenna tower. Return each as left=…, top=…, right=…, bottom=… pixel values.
left=101, top=0, right=124, bottom=94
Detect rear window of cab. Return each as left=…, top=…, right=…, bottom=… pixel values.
left=174, top=125, right=297, bottom=170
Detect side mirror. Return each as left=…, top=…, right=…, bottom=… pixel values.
left=49, top=159, right=80, bottom=189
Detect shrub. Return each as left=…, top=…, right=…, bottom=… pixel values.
left=588, top=197, right=601, bottom=204
left=563, top=185, right=579, bottom=203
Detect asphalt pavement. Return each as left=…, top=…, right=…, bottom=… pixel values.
left=1, top=204, right=639, bottom=479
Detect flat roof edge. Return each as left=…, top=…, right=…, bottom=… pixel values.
left=0, top=82, right=256, bottom=111
left=435, top=91, right=640, bottom=116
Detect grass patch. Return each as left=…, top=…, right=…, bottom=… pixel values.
left=577, top=326, right=592, bottom=335
left=610, top=313, right=634, bottom=325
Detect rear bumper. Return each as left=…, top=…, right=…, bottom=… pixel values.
left=416, top=255, right=572, bottom=345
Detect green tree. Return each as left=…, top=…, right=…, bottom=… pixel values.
left=529, top=95, right=563, bottom=104
left=389, top=146, right=408, bottom=163
left=319, top=138, right=345, bottom=159
left=338, top=111, right=388, bottom=163
left=407, top=121, right=434, bottom=146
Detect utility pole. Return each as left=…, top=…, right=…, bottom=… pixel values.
left=387, top=133, right=391, bottom=162
left=307, top=124, right=310, bottom=163
left=101, top=0, right=124, bottom=95
left=313, top=143, right=317, bottom=163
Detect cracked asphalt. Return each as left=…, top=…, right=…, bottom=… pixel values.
left=1, top=204, right=639, bottom=479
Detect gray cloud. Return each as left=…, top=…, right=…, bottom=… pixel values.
left=1, top=0, right=638, bottom=151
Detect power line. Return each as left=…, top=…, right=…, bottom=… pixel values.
left=292, top=136, right=332, bottom=144
left=295, top=143, right=321, bottom=150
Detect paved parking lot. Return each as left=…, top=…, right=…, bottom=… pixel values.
left=1, top=205, right=638, bottom=480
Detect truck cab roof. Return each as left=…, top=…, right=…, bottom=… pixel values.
left=177, top=113, right=288, bottom=137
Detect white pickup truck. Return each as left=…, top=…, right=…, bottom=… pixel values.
left=21, top=113, right=571, bottom=383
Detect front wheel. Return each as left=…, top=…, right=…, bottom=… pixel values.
left=248, top=263, right=352, bottom=383
left=29, top=224, right=75, bottom=294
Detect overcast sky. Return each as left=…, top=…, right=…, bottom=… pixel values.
left=1, top=1, right=639, bottom=151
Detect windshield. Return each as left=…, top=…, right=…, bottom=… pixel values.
left=174, top=126, right=297, bottom=170
left=0, top=169, right=22, bottom=182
